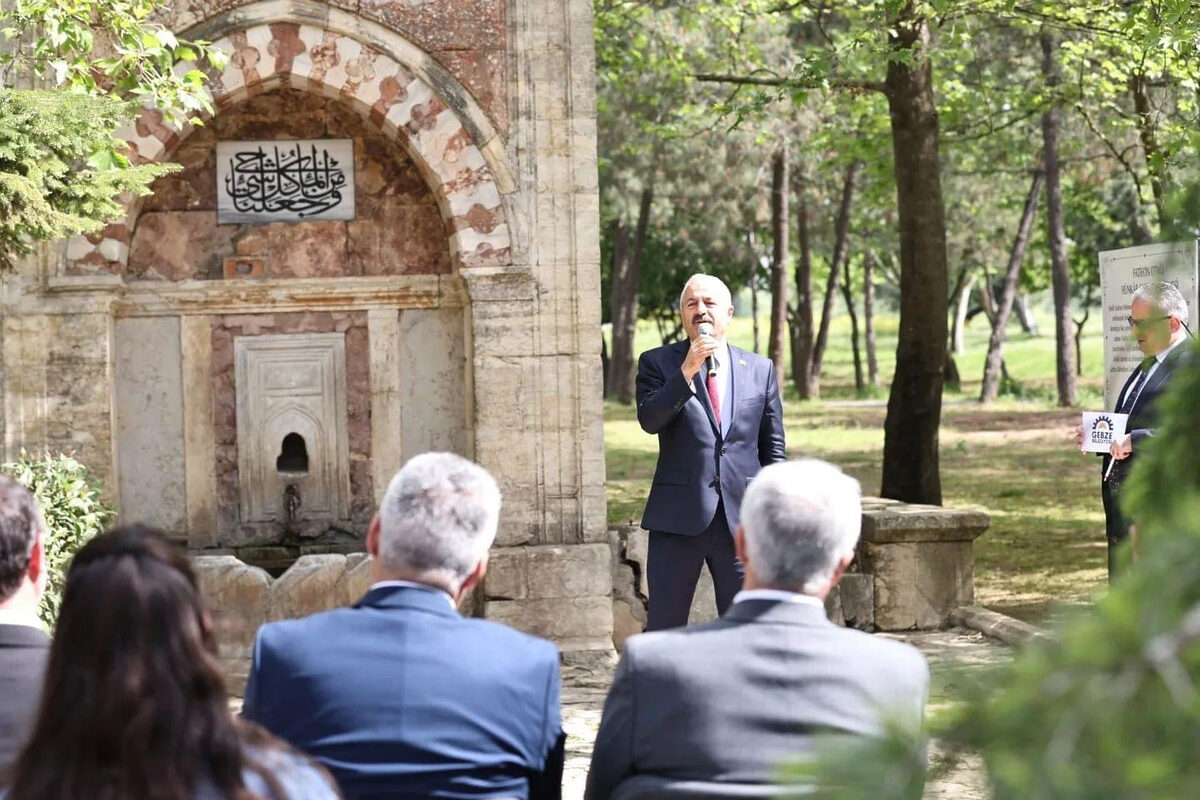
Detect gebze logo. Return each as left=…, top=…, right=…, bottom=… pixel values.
left=1091, top=415, right=1115, bottom=443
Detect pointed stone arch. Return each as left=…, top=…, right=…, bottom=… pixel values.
left=66, top=18, right=512, bottom=275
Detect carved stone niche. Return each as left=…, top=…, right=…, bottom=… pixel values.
left=234, top=333, right=351, bottom=526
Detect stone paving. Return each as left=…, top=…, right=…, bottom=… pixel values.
left=561, top=628, right=1011, bottom=800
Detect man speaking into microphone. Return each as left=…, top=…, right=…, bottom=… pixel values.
left=635, top=274, right=787, bottom=631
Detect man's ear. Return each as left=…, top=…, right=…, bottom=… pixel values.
left=827, top=553, right=854, bottom=590
left=366, top=514, right=382, bottom=558
left=29, top=531, right=45, bottom=593
left=457, top=556, right=489, bottom=603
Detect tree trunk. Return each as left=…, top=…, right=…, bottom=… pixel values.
left=791, top=169, right=815, bottom=399
left=600, top=332, right=610, bottom=393
left=747, top=230, right=763, bottom=354
left=1042, top=32, right=1077, bottom=407
left=1074, top=283, right=1094, bottom=377
left=767, top=147, right=789, bottom=387
left=1130, top=72, right=1167, bottom=230
left=810, top=160, right=861, bottom=397
left=980, top=167, right=1044, bottom=402
left=880, top=8, right=950, bottom=505
left=1013, top=292, right=1039, bottom=336
left=840, top=255, right=864, bottom=392
left=864, top=249, right=879, bottom=387
left=606, top=186, right=652, bottom=404
left=979, top=266, right=998, bottom=326
left=604, top=218, right=631, bottom=401
left=953, top=271, right=975, bottom=355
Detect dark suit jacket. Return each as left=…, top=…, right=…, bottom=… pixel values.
left=583, top=599, right=930, bottom=800
left=1102, top=341, right=1189, bottom=542
left=0, top=623, right=50, bottom=777
left=243, top=585, right=564, bottom=800
left=636, top=341, right=786, bottom=535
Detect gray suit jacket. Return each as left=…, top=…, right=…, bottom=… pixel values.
left=0, top=623, right=50, bottom=778
left=584, top=599, right=929, bottom=800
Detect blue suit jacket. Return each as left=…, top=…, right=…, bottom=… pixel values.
left=635, top=341, right=787, bottom=536
left=243, top=585, right=564, bottom=800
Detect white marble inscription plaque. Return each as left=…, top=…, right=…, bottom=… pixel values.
left=234, top=333, right=351, bottom=523
left=217, top=139, right=355, bottom=223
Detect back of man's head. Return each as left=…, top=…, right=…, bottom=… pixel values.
left=0, top=476, right=44, bottom=605
left=741, top=459, right=861, bottom=594
left=376, top=453, right=501, bottom=589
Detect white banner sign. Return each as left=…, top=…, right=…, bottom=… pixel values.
left=217, top=139, right=355, bottom=224
left=1098, top=241, right=1198, bottom=408
left=1080, top=411, right=1128, bottom=454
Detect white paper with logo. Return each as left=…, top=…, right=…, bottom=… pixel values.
left=1081, top=411, right=1129, bottom=454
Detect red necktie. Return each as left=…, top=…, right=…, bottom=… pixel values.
left=706, top=371, right=721, bottom=427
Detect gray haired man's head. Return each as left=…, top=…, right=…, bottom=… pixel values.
left=376, top=453, right=501, bottom=591
left=1133, top=281, right=1189, bottom=325
left=740, top=459, right=861, bottom=594
left=0, top=475, right=46, bottom=605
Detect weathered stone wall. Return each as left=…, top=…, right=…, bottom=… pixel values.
left=128, top=88, right=449, bottom=281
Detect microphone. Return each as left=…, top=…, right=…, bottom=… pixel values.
left=698, top=322, right=717, bottom=378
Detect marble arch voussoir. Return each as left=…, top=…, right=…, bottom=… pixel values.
left=67, top=20, right=512, bottom=276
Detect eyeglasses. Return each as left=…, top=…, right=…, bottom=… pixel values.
left=1127, top=315, right=1170, bottom=329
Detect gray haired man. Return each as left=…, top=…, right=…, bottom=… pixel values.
left=0, top=476, right=49, bottom=777
left=585, top=459, right=929, bottom=800
left=1076, top=281, right=1191, bottom=576
left=244, top=453, right=565, bottom=800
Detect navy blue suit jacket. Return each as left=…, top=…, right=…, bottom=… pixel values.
left=636, top=340, right=787, bottom=536
left=243, top=585, right=564, bottom=800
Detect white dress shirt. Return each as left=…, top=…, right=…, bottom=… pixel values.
left=368, top=580, right=457, bottom=610
left=0, top=607, right=45, bottom=631
left=731, top=588, right=826, bottom=610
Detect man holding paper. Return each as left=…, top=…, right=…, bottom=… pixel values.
left=1077, top=282, right=1191, bottom=576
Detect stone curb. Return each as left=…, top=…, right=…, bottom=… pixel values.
left=951, top=605, right=1052, bottom=647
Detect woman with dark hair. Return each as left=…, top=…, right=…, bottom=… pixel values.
left=3, top=525, right=341, bottom=800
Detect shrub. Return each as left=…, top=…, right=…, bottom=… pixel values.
left=1, top=452, right=115, bottom=628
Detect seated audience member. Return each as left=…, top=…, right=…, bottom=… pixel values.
left=3, top=525, right=340, bottom=800
left=243, top=452, right=565, bottom=800
left=585, top=459, right=930, bottom=800
left=0, top=478, right=48, bottom=779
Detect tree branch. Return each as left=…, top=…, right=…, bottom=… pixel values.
left=693, top=72, right=885, bottom=93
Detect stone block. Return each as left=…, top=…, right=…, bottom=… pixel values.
left=837, top=573, right=875, bottom=631
left=345, top=554, right=374, bottom=604
left=114, top=316, right=186, bottom=534
left=486, top=596, right=612, bottom=641
left=268, top=554, right=351, bottom=622
left=861, top=499, right=989, bottom=544
left=862, top=541, right=975, bottom=631
left=398, top=307, right=468, bottom=461
left=194, top=555, right=272, bottom=654
left=485, top=547, right=528, bottom=600
left=526, top=543, right=611, bottom=599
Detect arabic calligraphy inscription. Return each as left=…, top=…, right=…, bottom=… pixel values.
left=217, top=139, right=356, bottom=223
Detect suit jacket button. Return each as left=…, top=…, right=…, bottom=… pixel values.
left=720, top=447, right=727, bottom=456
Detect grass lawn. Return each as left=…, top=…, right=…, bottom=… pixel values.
left=605, top=304, right=1111, bottom=626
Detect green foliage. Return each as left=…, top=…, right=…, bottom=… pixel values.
left=1, top=452, right=115, bottom=629
left=0, top=0, right=224, bottom=271
left=0, top=89, right=176, bottom=269
left=0, top=0, right=225, bottom=127
left=797, top=340, right=1200, bottom=797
